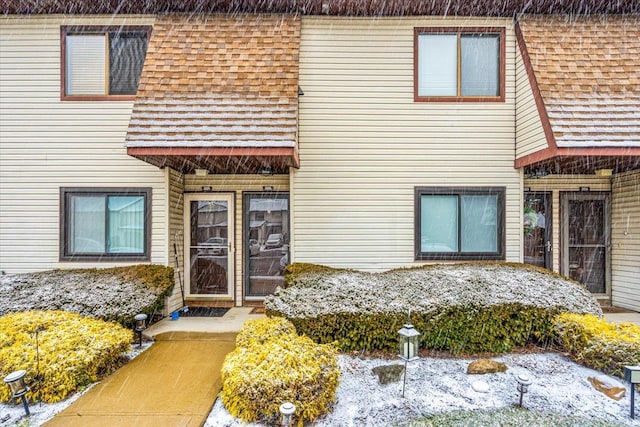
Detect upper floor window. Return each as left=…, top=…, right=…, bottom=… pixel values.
left=60, top=188, right=151, bottom=261
left=61, top=26, right=150, bottom=101
left=414, top=27, right=505, bottom=102
left=415, top=187, right=505, bottom=261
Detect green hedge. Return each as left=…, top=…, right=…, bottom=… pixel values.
left=266, top=262, right=602, bottom=354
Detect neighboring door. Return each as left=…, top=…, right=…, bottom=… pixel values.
left=244, top=192, right=289, bottom=298
left=184, top=194, right=234, bottom=298
left=523, top=192, right=552, bottom=270
left=561, top=192, right=611, bottom=295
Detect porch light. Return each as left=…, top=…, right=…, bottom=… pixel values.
left=134, top=313, right=148, bottom=348
left=398, top=310, right=420, bottom=397
left=516, top=374, right=532, bottom=407
left=259, top=166, right=273, bottom=176
left=279, top=401, right=296, bottom=427
left=4, top=370, right=30, bottom=415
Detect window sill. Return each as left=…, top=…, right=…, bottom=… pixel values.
left=414, top=95, right=505, bottom=103
left=415, top=253, right=505, bottom=261
left=60, top=255, right=150, bottom=262
left=61, top=95, right=137, bottom=102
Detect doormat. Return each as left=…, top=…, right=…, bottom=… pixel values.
left=180, top=307, right=230, bottom=318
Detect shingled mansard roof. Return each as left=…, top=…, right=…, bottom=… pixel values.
left=3, top=0, right=640, bottom=15
left=516, top=14, right=640, bottom=172
left=125, top=15, right=300, bottom=173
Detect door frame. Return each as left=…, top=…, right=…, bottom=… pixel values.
left=183, top=193, right=235, bottom=299
left=560, top=191, right=611, bottom=297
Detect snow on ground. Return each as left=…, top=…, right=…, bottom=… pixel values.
left=0, top=342, right=153, bottom=427
left=205, top=352, right=640, bottom=427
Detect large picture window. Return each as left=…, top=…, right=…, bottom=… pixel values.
left=60, top=188, right=151, bottom=261
left=415, top=187, right=505, bottom=260
left=414, top=27, right=505, bottom=102
left=61, top=26, right=150, bottom=100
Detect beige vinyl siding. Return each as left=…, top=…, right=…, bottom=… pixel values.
left=184, top=174, right=289, bottom=304
left=611, top=171, right=640, bottom=311
left=165, top=168, right=185, bottom=313
left=524, top=175, right=611, bottom=274
left=295, top=17, right=521, bottom=271
left=515, top=42, right=548, bottom=158
left=0, top=15, right=167, bottom=274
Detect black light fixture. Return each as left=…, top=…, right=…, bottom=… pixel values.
left=134, top=313, right=148, bottom=348
left=4, top=370, right=30, bottom=415
left=624, top=366, right=640, bottom=419
left=398, top=310, right=420, bottom=398
left=259, top=166, right=273, bottom=177
left=516, top=374, right=532, bottom=407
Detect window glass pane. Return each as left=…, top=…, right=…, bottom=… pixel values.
left=461, top=195, right=498, bottom=252
left=461, top=34, right=499, bottom=96
left=418, top=34, right=457, bottom=96
left=107, top=196, right=145, bottom=254
left=421, top=195, right=458, bottom=252
left=109, top=32, right=148, bottom=95
left=66, top=35, right=106, bottom=95
left=69, top=195, right=106, bottom=254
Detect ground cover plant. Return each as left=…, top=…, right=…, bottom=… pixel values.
left=0, top=310, right=133, bottom=403
left=265, top=262, right=602, bottom=354
left=220, top=317, right=339, bottom=426
left=0, top=265, right=174, bottom=327
left=553, top=313, right=640, bottom=377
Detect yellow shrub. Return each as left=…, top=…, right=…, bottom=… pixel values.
left=553, top=313, right=640, bottom=377
left=0, top=310, right=133, bottom=403
left=235, top=316, right=297, bottom=348
left=221, top=317, right=339, bottom=426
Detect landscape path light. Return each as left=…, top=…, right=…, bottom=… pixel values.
left=134, top=313, right=148, bottom=348
left=624, top=365, right=640, bottom=419
left=4, top=370, right=30, bottom=416
left=279, top=401, right=296, bottom=426
left=516, top=373, right=532, bottom=407
left=398, top=310, right=420, bottom=398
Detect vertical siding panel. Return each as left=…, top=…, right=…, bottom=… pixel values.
left=165, top=168, right=185, bottom=313
left=295, top=17, right=521, bottom=271
left=611, top=171, right=640, bottom=311
left=0, top=15, right=167, bottom=274
left=515, top=45, right=548, bottom=158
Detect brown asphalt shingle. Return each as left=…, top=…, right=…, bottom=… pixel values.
left=125, top=15, right=299, bottom=149
left=519, top=15, right=640, bottom=148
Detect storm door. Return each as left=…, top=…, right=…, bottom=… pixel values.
left=523, top=192, right=552, bottom=269
left=184, top=194, right=234, bottom=298
left=244, top=192, right=289, bottom=298
left=561, top=192, right=611, bottom=295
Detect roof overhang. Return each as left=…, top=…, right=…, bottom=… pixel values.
left=127, top=146, right=299, bottom=174
left=4, top=0, right=640, bottom=15
left=519, top=148, right=640, bottom=176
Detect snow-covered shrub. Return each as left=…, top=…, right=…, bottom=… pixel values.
left=553, top=313, right=640, bottom=377
left=0, top=310, right=132, bottom=403
left=221, top=317, right=339, bottom=426
left=265, top=262, right=602, bottom=354
left=0, top=265, right=174, bottom=327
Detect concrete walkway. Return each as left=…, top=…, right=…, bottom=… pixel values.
left=45, top=332, right=236, bottom=427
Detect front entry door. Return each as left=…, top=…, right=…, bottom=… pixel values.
left=561, top=192, right=611, bottom=295
left=523, top=192, right=552, bottom=269
left=184, top=194, right=234, bottom=298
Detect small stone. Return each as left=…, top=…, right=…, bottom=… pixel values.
left=467, top=359, right=508, bottom=375
left=472, top=380, right=490, bottom=393
left=372, top=364, right=405, bottom=384
left=588, top=375, right=626, bottom=401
